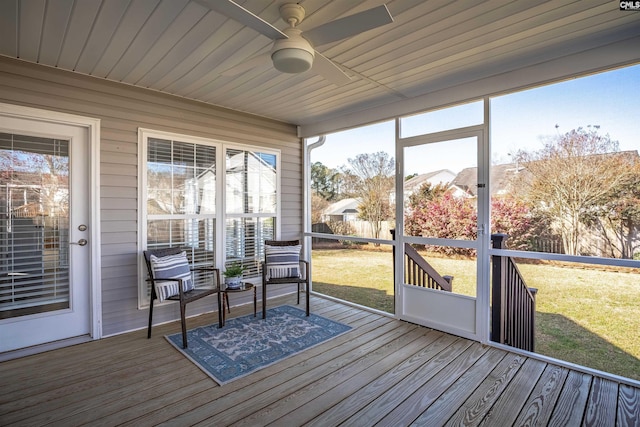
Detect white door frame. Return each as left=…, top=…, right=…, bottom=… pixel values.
left=395, top=125, right=490, bottom=342
left=0, top=103, right=102, bottom=353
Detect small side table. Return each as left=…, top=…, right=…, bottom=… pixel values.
left=221, top=282, right=257, bottom=327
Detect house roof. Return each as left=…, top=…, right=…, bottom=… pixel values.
left=323, top=198, right=361, bottom=216
left=1, top=1, right=638, bottom=136
left=404, top=169, right=456, bottom=192
left=451, top=163, right=529, bottom=197
left=451, top=150, right=640, bottom=197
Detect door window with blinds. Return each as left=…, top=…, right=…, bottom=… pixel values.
left=0, top=133, right=70, bottom=319
left=139, top=130, right=279, bottom=306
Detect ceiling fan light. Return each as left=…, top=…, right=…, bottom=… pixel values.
left=271, top=48, right=313, bottom=73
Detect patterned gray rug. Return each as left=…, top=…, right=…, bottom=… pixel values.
left=165, top=305, right=352, bottom=385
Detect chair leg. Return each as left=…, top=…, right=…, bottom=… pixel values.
left=225, top=293, right=230, bottom=313
left=262, top=282, right=267, bottom=319
left=147, top=298, right=155, bottom=339
left=180, top=302, right=188, bottom=349
left=221, top=292, right=227, bottom=327
left=217, top=291, right=223, bottom=328
left=297, top=284, right=300, bottom=304
left=305, top=283, right=310, bottom=316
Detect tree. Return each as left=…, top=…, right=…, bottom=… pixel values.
left=405, top=185, right=545, bottom=254
left=581, top=158, right=640, bottom=258
left=515, top=127, right=634, bottom=256
left=407, top=182, right=447, bottom=212
left=491, top=195, right=547, bottom=251
left=404, top=191, right=477, bottom=255
left=0, top=149, right=69, bottom=221
left=310, top=161, right=340, bottom=201
left=342, top=152, right=395, bottom=241
left=311, top=193, right=329, bottom=224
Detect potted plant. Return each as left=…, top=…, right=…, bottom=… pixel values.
left=223, top=262, right=246, bottom=289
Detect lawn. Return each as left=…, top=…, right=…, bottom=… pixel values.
left=311, top=247, right=640, bottom=381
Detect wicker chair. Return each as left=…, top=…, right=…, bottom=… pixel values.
left=261, top=240, right=309, bottom=318
left=143, top=247, right=224, bottom=348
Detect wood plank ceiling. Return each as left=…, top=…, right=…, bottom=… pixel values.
left=1, top=0, right=639, bottom=130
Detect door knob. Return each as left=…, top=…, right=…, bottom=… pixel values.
left=70, top=239, right=88, bottom=246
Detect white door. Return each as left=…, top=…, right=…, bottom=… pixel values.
left=0, top=114, right=91, bottom=353
left=398, top=130, right=489, bottom=341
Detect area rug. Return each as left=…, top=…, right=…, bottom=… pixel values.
left=165, top=305, right=352, bottom=385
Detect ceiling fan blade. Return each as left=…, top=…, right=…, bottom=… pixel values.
left=312, top=52, right=351, bottom=86
left=303, top=5, right=393, bottom=47
left=220, top=52, right=271, bottom=76
left=194, top=0, right=287, bottom=40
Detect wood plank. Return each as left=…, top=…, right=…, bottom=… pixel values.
left=0, top=297, right=637, bottom=426
left=547, top=370, right=592, bottom=427
left=444, top=353, right=528, bottom=426
left=116, top=309, right=404, bottom=425
left=374, top=342, right=491, bottom=426
left=216, top=325, right=435, bottom=426
left=583, top=377, right=618, bottom=427
left=0, top=335, right=174, bottom=397
left=511, top=364, right=570, bottom=427
left=0, top=351, right=184, bottom=425
left=270, top=329, right=447, bottom=426
left=303, top=332, right=459, bottom=427
left=410, top=347, right=508, bottom=426
left=339, top=338, right=475, bottom=426
left=14, top=362, right=205, bottom=426
left=617, top=384, right=640, bottom=427
left=475, top=358, right=547, bottom=426
left=185, top=321, right=422, bottom=426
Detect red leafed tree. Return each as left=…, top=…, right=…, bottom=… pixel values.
left=405, top=190, right=477, bottom=255
left=405, top=185, right=539, bottom=254
left=490, top=195, right=542, bottom=250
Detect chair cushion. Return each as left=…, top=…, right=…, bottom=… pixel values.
left=150, top=251, right=194, bottom=302
left=265, top=244, right=301, bottom=279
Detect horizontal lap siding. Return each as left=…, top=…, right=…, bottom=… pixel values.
left=0, top=57, right=300, bottom=336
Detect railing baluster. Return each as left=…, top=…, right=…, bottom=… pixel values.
left=492, top=234, right=536, bottom=352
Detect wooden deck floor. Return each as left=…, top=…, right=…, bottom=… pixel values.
left=1, top=294, right=639, bottom=426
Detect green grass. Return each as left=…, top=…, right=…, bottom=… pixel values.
left=311, top=247, right=640, bottom=381
left=311, top=247, right=395, bottom=313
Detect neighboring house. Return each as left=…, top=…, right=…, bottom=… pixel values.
left=226, top=150, right=277, bottom=214
left=392, top=169, right=457, bottom=204
left=334, top=169, right=457, bottom=221
left=405, top=169, right=457, bottom=191
left=449, top=163, right=527, bottom=198
left=449, top=156, right=640, bottom=258
left=321, top=198, right=360, bottom=222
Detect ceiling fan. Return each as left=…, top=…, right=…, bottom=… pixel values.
left=194, top=1, right=394, bottom=85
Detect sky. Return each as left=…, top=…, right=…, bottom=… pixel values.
left=310, top=63, right=640, bottom=176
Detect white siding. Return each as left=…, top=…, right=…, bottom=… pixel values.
left=0, top=56, right=301, bottom=336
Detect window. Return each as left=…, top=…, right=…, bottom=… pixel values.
left=225, top=148, right=277, bottom=277
left=138, top=130, right=280, bottom=306
left=0, top=133, right=70, bottom=318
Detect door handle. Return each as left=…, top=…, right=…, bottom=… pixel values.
left=70, top=239, right=88, bottom=246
